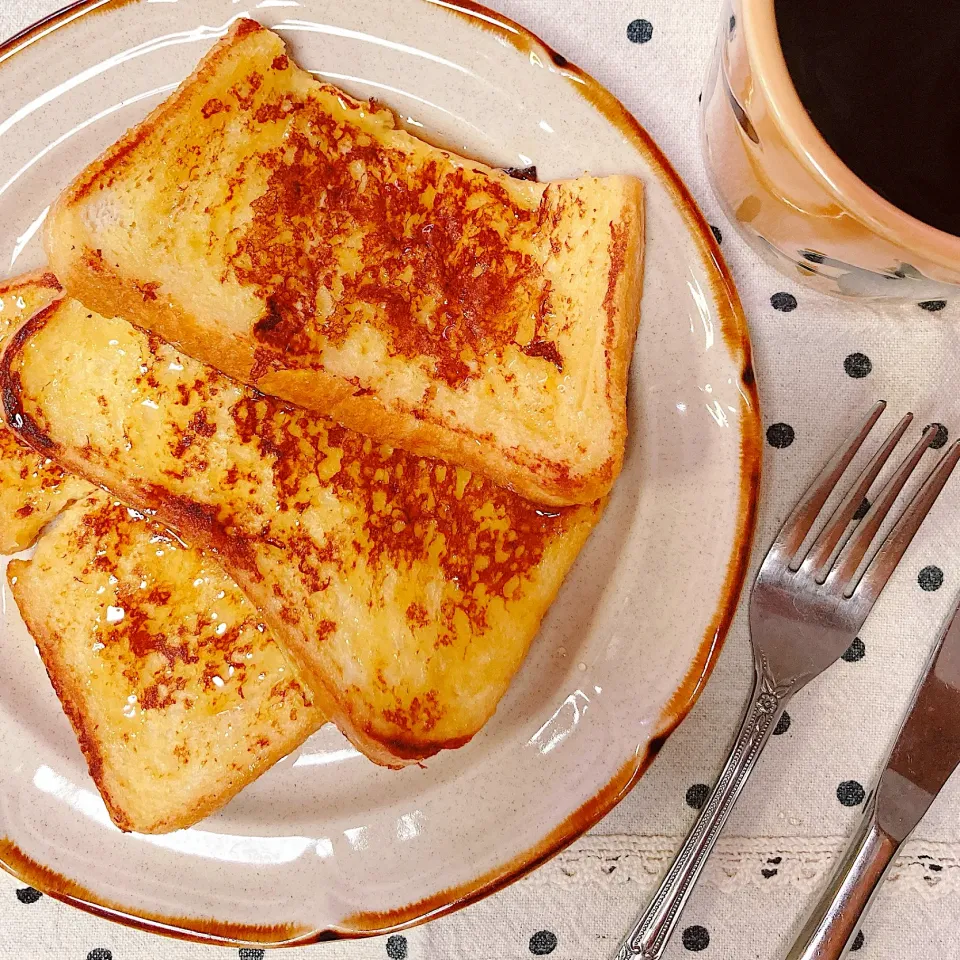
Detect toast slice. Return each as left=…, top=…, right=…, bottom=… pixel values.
left=0, top=271, right=91, bottom=551
left=2, top=296, right=602, bottom=766
left=9, top=490, right=326, bottom=833
left=45, top=18, right=644, bottom=507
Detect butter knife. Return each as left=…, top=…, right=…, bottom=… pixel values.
left=785, top=592, right=960, bottom=960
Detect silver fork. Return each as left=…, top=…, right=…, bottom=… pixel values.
left=614, top=401, right=960, bottom=960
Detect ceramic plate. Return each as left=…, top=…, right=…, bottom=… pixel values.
left=0, top=0, right=760, bottom=944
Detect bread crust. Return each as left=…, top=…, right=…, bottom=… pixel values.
left=0, top=269, right=62, bottom=296
left=0, top=272, right=92, bottom=552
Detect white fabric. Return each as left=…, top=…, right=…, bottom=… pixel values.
left=4, top=1, right=960, bottom=958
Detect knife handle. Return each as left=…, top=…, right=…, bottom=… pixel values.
left=784, top=795, right=900, bottom=960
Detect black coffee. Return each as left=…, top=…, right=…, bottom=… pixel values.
left=775, top=0, right=960, bottom=236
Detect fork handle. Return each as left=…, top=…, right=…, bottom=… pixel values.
left=784, top=796, right=900, bottom=960
left=614, top=668, right=788, bottom=960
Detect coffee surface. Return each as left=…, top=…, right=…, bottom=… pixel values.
left=776, top=1, right=960, bottom=236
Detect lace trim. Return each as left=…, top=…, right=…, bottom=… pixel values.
left=520, top=834, right=960, bottom=897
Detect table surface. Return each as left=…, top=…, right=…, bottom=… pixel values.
left=3, top=2, right=960, bottom=958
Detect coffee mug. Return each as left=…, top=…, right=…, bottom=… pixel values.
left=702, top=0, right=960, bottom=301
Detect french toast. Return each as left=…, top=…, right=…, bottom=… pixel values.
left=1, top=296, right=603, bottom=766
left=45, top=18, right=644, bottom=507
left=0, top=271, right=91, bottom=551
left=9, top=490, right=326, bottom=834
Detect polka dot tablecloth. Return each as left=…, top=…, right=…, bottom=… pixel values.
left=4, top=2, right=960, bottom=959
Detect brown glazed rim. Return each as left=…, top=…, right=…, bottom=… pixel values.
left=0, top=0, right=761, bottom=946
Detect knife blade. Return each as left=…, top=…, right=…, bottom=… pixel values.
left=785, top=593, right=960, bottom=960
left=876, top=595, right=960, bottom=842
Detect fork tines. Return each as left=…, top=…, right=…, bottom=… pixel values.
left=773, top=401, right=960, bottom=599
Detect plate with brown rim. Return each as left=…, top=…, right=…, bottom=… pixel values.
left=0, top=0, right=760, bottom=945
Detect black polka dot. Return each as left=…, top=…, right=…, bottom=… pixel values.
left=682, top=925, right=710, bottom=951
left=837, top=780, right=866, bottom=807
left=842, top=638, right=866, bottom=662
left=843, top=353, right=872, bottom=378
left=627, top=19, right=653, bottom=43
left=773, top=711, right=791, bottom=735
left=766, top=423, right=795, bottom=449
left=802, top=250, right=826, bottom=264
left=761, top=855, right=781, bottom=878
left=386, top=934, right=408, bottom=960
left=729, top=13, right=736, bottom=32
left=771, top=291, right=798, bottom=312
left=919, top=300, right=947, bottom=312
left=698, top=91, right=702, bottom=103
left=851, top=930, right=865, bottom=951
left=710, top=224, right=722, bottom=244
left=685, top=783, right=710, bottom=809
left=926, top=423, right=949, bottom=449
left=238, top=950, right=264, bottom=960
left=853, top=498, right=870, bottom=521
left=15, top=887, right=41, bottom=904
left=87, top=951, right=112, bottom=960
left=529, top=930, right=558, bottom=955
left=918, top=565, right=944, bottom=591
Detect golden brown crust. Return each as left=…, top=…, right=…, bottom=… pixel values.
left=598, top=183, right=646, bottom=487
left=10, top=561, right=135, bottom=831
left=42, top=250, right=261, bottom=388
left=0, top=269, right=62, bottom=295
left=258, top=368, right=611, bottom=506
left=0, top=273, right=91, bottom=553
left=62, top=19, right=265, bottom=207
left=45, top=19, right=644, bottom=507
left=44, top=23, right=270, bottom=383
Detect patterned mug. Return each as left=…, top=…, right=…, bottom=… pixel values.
left=702, top=0, right=960, bottom=301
